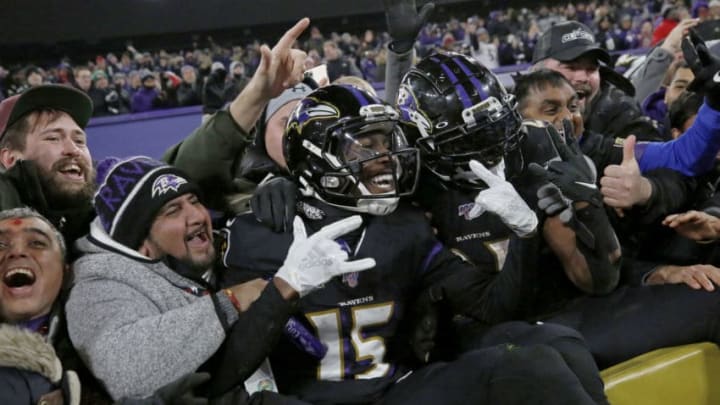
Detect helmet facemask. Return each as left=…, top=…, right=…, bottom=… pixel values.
left=299, top=104, right=420, bottom=216
left=397, top=52, right=526, bottom=190
left=415, top=94, right=524, bottom=189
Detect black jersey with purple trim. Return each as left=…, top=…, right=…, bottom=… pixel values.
left=217, top=200, right=525, bottom=404
left=414, top=156, right=578, bottom=320
left=430, top=186, right=514, bottom=272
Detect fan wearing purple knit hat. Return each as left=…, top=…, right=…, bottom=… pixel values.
left=65, top=155, right=373, bottom=401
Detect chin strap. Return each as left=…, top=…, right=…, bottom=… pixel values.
left=300, top=168, right=402, bottom=216
left=356, top=197, right=400, bottom=216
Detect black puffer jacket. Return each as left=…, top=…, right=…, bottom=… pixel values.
left=0, top=160, right=95, bottom=250
left=585, top=81, right=663, bottom=142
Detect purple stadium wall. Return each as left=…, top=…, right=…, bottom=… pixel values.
left=86, top=106, right=204, bottom=161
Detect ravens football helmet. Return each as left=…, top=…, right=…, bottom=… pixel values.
left=284, top=84, right=420, bottom=216
left=397, top=52, right=524, bottom=188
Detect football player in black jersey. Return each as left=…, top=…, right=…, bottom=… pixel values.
left=398, top=52, right=621, bottom=309
left=398, top=53, right=720, bottom=371
left=220, top=84, right=604, bottom=404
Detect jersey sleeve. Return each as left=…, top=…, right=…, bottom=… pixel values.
left=417, top=232, right=540, bottom=324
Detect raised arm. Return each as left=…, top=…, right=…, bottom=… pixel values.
left=163, top=18, right=310, bottom=201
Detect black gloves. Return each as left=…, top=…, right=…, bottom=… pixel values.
left=536, top=182, right=573, bottom=224
left=527, top=124, right=602, bottom=208
left=409, top=292, right=439, bottom=364
left=682, top=29, right=720, bottom=110
left=383, top=0, right=435, bottom=53
left=535, top=181, right=596, bottom=249
left=525, top=124, right=600, bottom=248
left=392, top=289, right=439, bottom=367
left=250, top=176, right=298, bottom=232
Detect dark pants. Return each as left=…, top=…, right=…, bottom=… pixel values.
left=379, top=342, right=597, bottom=405
left=209, top=388, right=313, bottom=405
left=545, top=284, right=720, bottom=369
left=455, top=321, right=608, bottom=405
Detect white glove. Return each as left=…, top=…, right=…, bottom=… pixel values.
left=467, top=160, right=538, bottom=237
left=276, top=215, right=376, bottom=297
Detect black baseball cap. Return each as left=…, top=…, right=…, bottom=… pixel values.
left=532, top=21, right=611, bottom=65
left=0, top=84, right=93, bottom=141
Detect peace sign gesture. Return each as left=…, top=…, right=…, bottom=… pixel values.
left=276, top=215, right=377, bottom=297
left=467, top=160, right=538, bottom=237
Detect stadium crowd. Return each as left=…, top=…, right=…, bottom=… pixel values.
left=2, top=0, right=720, bottom=403
left=2, top=0, right=719, bottom=117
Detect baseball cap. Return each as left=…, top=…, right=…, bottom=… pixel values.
left=92, top=70, right=108, bottom=82
left=140, top=70, right=155, bottom=82
left=211, top=62, right=226, bottom=73
left=0, top=84, right=93, bottom=141
left=532, top=21, right=611, bottom=65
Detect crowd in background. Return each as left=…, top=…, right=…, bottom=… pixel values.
left=0, top=0, right=718, bottom=117
left=4, top=0, right=720, bottom=401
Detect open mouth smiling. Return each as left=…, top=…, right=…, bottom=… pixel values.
left=3, top=268, right=36, bottom=289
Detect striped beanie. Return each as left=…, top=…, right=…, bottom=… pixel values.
left=94, top=156, right=199, bottom=249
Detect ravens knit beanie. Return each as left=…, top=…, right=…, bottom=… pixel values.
left=93, top=156, right=200, bottom=249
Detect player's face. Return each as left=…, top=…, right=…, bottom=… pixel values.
left=141, top=193, right=216, bottom=274
left=543, top=55, right=600, bottom=116
left=520, top=82, right=579, bottom=134
left=344, top=132, right=396, bottom=195
left=0, top=216, right=65, bottom=323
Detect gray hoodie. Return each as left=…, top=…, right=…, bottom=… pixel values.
left=65, top=218, right=235, bottom=400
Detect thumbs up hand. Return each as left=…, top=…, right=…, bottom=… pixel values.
left=600, top=135, right=653, bottom=214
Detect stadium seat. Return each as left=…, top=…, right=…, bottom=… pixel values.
left=601, top=342, right=720, bottom=405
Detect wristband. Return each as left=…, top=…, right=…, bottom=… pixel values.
left=224, top=289, right=242, bottom=312
left=284, top=317, right=328, bottom=359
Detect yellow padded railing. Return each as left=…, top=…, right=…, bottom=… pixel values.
left=601, top=342, right=720, bottom=405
